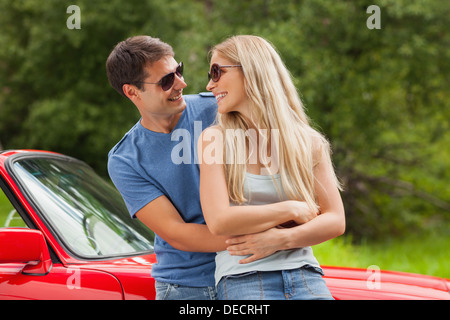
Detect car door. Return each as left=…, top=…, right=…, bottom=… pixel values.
left=0, top=261, right=124, bottom=300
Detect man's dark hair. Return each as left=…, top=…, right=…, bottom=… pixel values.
left=106, top=35, right=174, bottom=97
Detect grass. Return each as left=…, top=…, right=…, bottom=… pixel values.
left=0, top=190, right=16, bottom=225
left=0, top=189, right=27, bottom=227
left=1, top=189, right=448, bottom=279
left=314, top=230, right=449, bottom=279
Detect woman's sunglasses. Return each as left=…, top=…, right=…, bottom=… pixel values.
left=138, top=61, right=184, bottom=91
left=208, top=63, right=242, bottom=82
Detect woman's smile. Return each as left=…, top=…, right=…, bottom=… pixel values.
left=214, top=92, right=228, bottom=103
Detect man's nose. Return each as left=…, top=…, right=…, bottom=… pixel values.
left=174, top=74, right=187, bottom=90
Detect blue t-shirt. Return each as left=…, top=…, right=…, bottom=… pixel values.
left=108, top=93, right=218, bottom=287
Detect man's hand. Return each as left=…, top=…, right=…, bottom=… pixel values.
left=225, top=228, right=288, bottom=264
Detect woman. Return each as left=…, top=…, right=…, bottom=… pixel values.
left=198, top=35, right=345, bottom=300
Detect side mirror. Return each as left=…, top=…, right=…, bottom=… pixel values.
left=0, top=228, right=52, bottom=275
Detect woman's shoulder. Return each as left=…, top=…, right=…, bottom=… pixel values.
left=197, top=125, right=223, bottom=149
left=309, top=129, right=330, bottom=166
left=199, top=124, right=222, bottom=137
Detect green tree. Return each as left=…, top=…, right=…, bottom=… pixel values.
left=0, top=0, right=206, bottom=175
left=0, top=0, right=448, bottom=240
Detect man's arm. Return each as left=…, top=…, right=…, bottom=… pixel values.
left=136, top=195, right=228, bottom=252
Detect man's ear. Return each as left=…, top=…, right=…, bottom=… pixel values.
left=122, top=84, right=140, bottom=101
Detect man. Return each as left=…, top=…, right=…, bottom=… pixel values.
left=106, top=36, right=227, bottom=300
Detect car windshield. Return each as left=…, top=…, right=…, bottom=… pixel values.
left=10, top=156, right=154, bottom=259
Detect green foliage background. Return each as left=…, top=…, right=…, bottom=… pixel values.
left=0, top=0, right=449, bottom=241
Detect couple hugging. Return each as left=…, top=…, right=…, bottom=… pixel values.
left=106, top=34, right=345, bottom=300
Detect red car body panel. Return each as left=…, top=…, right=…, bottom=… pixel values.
left=0, top=150, right=448, bottom=300
left=322, top=266, right=449, bottom=300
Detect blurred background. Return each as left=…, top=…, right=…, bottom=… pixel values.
left=0, top=0, right=448, bottom=277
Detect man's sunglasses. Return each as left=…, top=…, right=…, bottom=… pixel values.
left=208, top=63, right=242, bottom=82
left=137, top=61, right=184, bottom=91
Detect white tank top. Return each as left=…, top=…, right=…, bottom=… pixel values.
left=214, top=172, right=321, bottom=285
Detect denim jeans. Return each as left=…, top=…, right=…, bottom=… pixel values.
left=155, top=281, right=217, bottom=300
left=217, top=266, right=334, bottom=300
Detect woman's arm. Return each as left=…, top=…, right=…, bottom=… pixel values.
left=226, top=146, right=345, bottom=263
left=283, top=143, right=346, bottom=247
left=198, top=128, right=316, bottom=236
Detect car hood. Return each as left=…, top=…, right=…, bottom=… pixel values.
left=322, top=266, right=450, bottom=300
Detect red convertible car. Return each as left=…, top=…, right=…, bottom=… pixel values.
left=0, top=150, right=449, bottom=300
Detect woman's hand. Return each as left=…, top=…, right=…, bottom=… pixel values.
left=282, top=200, right=318, bottom=226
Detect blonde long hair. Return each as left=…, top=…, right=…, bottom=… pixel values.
left=210, top=35, right=341, bottom=211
